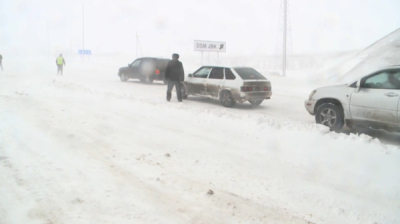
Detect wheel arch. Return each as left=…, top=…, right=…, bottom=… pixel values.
left=218, top=88, right=232, bottom=99
left=315, top=98, right=344, bottom=116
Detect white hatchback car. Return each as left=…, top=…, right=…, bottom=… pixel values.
left=305, top=66, right=400, bottom=131
left=182, top=66, right=272, bottom=107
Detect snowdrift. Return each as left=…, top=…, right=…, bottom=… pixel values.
left=326, top=28, right=400, bottom=83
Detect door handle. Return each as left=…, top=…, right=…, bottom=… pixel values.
left=384, top=92, right=399, bottom=97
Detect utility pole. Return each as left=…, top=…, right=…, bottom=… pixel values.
left=38, top=17, right=50, bottom=54
left=46, top=20, right=50, bottom=54
left=135, top=32, right=143, bottom=57
left=82, top=1, right=85, bottom=62
left=136, top=32, right=138, bottom=58
left=283, top=0, right=287, bottom=77
left=275, top=0, right=292, bottom=77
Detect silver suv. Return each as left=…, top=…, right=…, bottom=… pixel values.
left=182, top=66, right=272, bottom=107
left=305, top=66, right=400, bottom=131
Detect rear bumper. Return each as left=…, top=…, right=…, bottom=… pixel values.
left=304, top=100, right=316, bottom=115
left=148, top=74, right=165, bottom=81
left=235, top=91, right=272, bottom=102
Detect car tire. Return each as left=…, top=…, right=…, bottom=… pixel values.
left=315, top=103, right=344, bottom=131
left=120, top=73, right=128, bottom=82
left=249, top=100, right=263, bottom=106
left=144, top=76, right=153, bottom=84
left=220, top=91, right=236, bottom=108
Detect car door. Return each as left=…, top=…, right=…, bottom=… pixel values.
left=187, top=67, right=211, bottom=95
left=206, top=67, right=225, bottom=98
left=129, top=59, right=141, bottom=78
left=350, top=69, right=400, bottom=126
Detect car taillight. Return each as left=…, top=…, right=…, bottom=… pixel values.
left=264, top=86, right=271, bottom=91
left=241, top=87, right=253, bottom=92
left=155, top=69, right=160, bottom=75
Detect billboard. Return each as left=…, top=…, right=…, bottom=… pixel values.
left=78, top=49, right=91, bottom=55
left=194, top=40, right=226, bottom=52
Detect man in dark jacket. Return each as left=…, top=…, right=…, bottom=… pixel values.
left=165, top=53, right=184, bottom=102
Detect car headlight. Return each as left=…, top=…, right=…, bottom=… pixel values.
left=309, top=90, right=317, bottom=100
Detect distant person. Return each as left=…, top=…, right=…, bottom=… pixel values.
left=165, top=53, right=184, bottom=102
left=0, top=54, right=3, bottom=71
left=56, top=54, right=66, bottom=75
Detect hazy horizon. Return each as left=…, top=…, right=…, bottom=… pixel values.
left=1, top=0, right=400, bottom=57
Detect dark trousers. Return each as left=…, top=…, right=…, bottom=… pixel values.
left=57, top=65, right=63, bottom=75
left=167, top=81, right=182, bottom=101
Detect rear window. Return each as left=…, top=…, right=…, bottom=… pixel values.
left=234, top=68, right=266, bottom=80
left=141, top=59, right=156, bottom=73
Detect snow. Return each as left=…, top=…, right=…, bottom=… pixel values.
left=326, top=28, right=400, bottom=83
left=1, top=55, right=400, bottom=224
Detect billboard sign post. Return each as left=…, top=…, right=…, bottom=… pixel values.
left=78, top=50, right=91, bottom=62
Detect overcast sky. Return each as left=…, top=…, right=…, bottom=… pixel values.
left=1, top=0, right=400, bottom=57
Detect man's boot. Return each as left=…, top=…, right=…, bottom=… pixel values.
left=166, top=92, right=171, bottom=101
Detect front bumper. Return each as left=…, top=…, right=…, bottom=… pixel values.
left=304, top=99, right=316, bottom=115
left=236, top=91, right=272, bottom=102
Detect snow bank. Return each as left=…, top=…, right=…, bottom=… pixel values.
left=1, top=72, right=399, bottom=224
left=326, top=28, right=400, bottom=83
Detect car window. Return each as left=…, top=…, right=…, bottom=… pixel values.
left=225, top=68, right=236, bottom=80
left=141, top=59, right=155, bottom=73
left=194, top=67, right=211, bottom=78
left=131, top=60, right=141, bottom=67
left=141, top=59, right=155, bottom=67
left=156, top=59, right=169, bottom=70
left=234, top=68, right=266, bottom=80
left=363, top=70, right=400, bottom=89
left=209, top=68, right=224, bottom=79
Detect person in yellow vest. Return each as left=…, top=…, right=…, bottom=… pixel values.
left=56, top=54, right=66, bottom=75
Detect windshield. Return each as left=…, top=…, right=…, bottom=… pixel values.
left=234, top=68, right=267, bottom=80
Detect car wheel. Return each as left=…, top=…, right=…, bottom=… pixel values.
left=249, top=100, right=263, bottom=106
left=144, top=76, right=153, bottom=84
left=120, top=73, right=128, bottom=82
left=315, top=103, right=344, bottom=131
left=220, top=91, right=236, bottom=108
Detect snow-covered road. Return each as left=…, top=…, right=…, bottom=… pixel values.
left=1, top=66, right=399, bottom=224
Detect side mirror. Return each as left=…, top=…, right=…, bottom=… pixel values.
left=188, top=74, right=193, bottom=78
left=355, top=79, right=361, bottom=93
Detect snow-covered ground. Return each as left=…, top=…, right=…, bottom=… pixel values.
left=1, top=57, right=400, bottom=224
